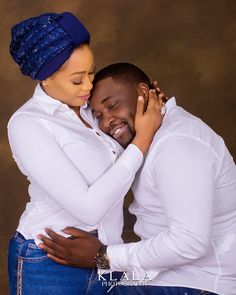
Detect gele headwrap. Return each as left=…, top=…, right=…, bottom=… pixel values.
left=9, top=12, right=90, bottom=80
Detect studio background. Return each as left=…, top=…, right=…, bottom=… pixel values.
left=0, top=1, right=235, bottom=293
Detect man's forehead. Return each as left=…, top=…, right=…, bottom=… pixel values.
left=90, top=87, right=113, bottom=104
left=97, top=79, right=122, bottom=90
left=91, top=80, right=120, bottom=100
left=94, top=78, right=134, bottom=97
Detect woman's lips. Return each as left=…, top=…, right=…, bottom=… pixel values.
left=78, top=94, right=90, bottom=101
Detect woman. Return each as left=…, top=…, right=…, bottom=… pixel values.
left=7, top=12, right=164, bottom=295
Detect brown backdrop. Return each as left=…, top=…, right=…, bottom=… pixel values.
left=1, top=0, right=236, bottom=293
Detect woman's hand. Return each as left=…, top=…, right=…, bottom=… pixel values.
left=152, top=80, right=169, bottom=102
left=132, top=89, right=165, bottom=154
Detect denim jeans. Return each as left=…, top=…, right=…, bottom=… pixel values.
left=110, top=285, right=218, bottom=295
left=8, top=232, right=121, bottom=295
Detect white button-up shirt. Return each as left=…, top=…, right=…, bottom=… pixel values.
left=7, top=84, right=143, bottom=245
left=107, top=98, right=236, bottom=295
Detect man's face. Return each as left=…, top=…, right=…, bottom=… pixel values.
left=90, top=77, right=138, bottom=148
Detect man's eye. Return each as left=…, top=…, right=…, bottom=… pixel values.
left=94, top=113, right=103, bottom=120
left=108, top=102, right=118, bottom=109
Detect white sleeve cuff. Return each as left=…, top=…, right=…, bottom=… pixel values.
left=107, top=243, right=130, bottom=272
left=107, top=241, right=160, bottom=281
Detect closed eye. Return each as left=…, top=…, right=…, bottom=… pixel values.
left=93, top=112, right=103, bottom=120
left=96, top=114, right=103, bottom=120
left=72, top=81, right=82, bottom=85
left=108, top=101, right=119, bottom=109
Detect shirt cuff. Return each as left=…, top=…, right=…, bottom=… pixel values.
left=107, top=243, right=130, bottom=272
left=116, top=144, right=143, bottom=175
left=107, top=242, right=160, bottom=281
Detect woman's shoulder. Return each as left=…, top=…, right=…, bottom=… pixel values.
left=8, top=98, right=38, bottom=125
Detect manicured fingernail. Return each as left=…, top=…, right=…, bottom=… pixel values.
left=38, top=243, right=44, bottom=249
left=138, top=96, right=144, bottom=101
left=37, top=234, right=42, bottom=240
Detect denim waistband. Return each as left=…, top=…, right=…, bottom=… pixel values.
left=14, top=229, right=98, bottom=241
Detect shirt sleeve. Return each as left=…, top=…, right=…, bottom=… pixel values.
left=7, top=113, right=143, bottom=226
left=107, top=135, right=216, bottom=276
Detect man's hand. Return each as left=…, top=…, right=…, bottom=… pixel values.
left=38, top=227, right=102, bottom=267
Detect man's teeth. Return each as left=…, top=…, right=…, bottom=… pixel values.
left=114, top=128, right=121, bottom=135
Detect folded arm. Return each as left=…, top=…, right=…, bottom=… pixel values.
left=8, top=113, right=143, bottom=226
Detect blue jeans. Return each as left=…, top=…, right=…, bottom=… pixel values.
left=110, top=285, right=218, bottom=295
left=8, top=232, right=121, bottom=295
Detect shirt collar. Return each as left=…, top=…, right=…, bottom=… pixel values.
left=165, top=97, right=176, bottom=112
left=33, top=83, right=68, bottom=115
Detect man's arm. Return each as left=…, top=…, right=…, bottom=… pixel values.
left=106, top=135, right=216, bottom=275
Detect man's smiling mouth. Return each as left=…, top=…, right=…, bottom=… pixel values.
left=110, top=123, right=128, bottom=139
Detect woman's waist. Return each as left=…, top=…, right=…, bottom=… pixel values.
left=19, top=200, right=95, bottom=227
left=17, top=223, right=98, bottom=246
left=17, top=207, right=98, bottom=246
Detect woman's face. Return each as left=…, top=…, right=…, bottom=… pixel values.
left=43, top=44, right=95, bottom=107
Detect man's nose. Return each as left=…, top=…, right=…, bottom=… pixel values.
left=102, top=112, right=114, bottom=132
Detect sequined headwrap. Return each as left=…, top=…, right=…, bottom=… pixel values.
left=9, top=12, right=90, bottom=80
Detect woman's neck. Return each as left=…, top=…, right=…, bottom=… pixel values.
left=70, top=106, right=92, bottom=129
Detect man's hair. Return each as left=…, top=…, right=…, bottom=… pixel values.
left=93, top=62, right=152, bottom=89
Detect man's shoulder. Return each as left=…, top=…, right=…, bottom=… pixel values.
left=148, top=105, right=224, bottom=158
left=157, top=106, right=218, bottom=140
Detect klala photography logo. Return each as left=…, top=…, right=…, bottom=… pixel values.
left=98, top=271, right=152, bottom=287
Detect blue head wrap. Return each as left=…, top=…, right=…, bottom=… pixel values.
left=9, top=12, right=90, bottom=80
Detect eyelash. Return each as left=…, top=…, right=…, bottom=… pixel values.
left=96, top=114, right=102, bottom=120
left=108, top=102, right=118, bottom=109
left=72, top=81, right=82, bottom=85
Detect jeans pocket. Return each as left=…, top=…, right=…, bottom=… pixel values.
left=19, top=241, right=48, bottom=262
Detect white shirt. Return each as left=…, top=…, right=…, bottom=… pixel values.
left=107, top=98, right=236, bottom=295
left=7, top=84, right=143, bottom=245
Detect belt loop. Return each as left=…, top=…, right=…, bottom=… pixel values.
left=14, top=232, right=25, bottom=243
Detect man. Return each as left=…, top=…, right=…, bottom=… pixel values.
left=39, top=63, right=236, bottom=295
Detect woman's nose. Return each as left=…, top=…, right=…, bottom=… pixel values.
left=81, top=75, right=93, bottom=92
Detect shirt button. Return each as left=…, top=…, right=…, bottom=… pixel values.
left=95, top=132, right=101, bottom=136
left=112, top=151, right=116, bottom=154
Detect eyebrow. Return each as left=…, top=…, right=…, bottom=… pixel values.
left=70, top=71, right=86, bottom=76
left=70, top=64, right=96, bottom=76
left=100, top=95, right=113, bottom=104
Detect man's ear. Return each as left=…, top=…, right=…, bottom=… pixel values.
left=137, top=83, right=150, bottom=109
